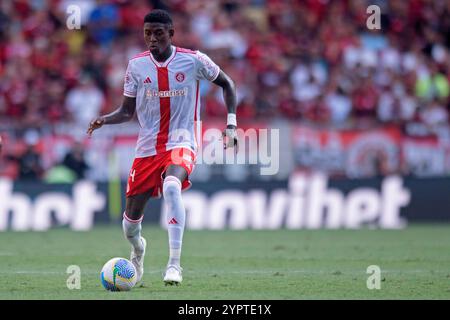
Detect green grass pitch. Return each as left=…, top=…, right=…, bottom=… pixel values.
left=0, top=225, right=449, bottom=299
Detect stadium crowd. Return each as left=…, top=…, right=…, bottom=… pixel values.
left=0, top=0, right=449, bottom=180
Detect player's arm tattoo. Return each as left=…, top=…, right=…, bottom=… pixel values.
left=102, top=96, right=137, bottom=125
left=213, top=71, right=237, bottom=128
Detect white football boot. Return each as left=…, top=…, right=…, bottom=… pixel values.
left=130, top=237, right=146, bottom=285
left=163, top=265, right=183, bottom=286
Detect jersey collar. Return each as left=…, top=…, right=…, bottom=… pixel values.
left=149, top=45, right=177, bottom=68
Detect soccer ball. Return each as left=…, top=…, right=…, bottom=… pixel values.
left=100, top=257, right=137, bottom=291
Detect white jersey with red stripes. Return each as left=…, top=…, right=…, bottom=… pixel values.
left=123, top=45, right=220, bottom=157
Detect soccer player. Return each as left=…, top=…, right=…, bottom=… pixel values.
left=87, top=9, right=238, bottom=286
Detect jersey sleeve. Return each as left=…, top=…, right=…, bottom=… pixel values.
left=123, top=61, right=138, bottom=97
left=195, top=51, right=221, bottom=82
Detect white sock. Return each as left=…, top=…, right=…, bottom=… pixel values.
left=122, top=212, right=144, bottom=253
left=163, top=176, right=185, bottom=267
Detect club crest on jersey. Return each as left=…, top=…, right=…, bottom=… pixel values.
left=175, top=72, right=185, bottom=83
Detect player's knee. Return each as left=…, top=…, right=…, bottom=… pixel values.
left=124, top=208, right=144, bottom=221
left=123, top=211, right=144, bottom=223
left=163, top=176, right=182, bottom=201
left=125, top=193, right=149, bottom=220
left=122, top=212, right=142, bottom=237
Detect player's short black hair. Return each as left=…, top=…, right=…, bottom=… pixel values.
left=144, top=9, right=173, bottom=26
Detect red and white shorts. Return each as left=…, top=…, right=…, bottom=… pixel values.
left=126, top=147, right=196, bottom=198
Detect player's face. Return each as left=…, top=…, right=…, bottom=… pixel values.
left=144, top=22, right=173, bottom=56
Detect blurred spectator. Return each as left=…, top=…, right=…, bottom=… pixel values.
left=324, top=84, right=352, bottom=125
left=120, top=0, right=153, bottom=32
left=352, top=75, right=379, bottom=119
left=87, top=0, right=120, bottom=49
left=18, top=131, right=44, bottom=180
left=6, top=131, right=44, bottom=181
left=44, top=163, right=77, bottom=184
left=420, top=99, right=449, bottom=130
left=62, top=142, right=90, bottom=179
left=278, top=83, right=301, bottom=119
left=415, top=62, right=450, bottom=101
left=65, top=76, right=105, bottom=128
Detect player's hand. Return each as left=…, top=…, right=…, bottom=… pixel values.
left=87, top=117, right=105, bottom=137
left=222, top=125, right=238, bottom=152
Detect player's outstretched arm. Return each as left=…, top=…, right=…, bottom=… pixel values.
left=87, top=96, right=136, bottom=137
left=213, top=70, right=237, bottom=120
left=213, top=70, right=238, bottom=150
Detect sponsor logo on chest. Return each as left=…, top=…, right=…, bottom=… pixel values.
left=146, top=87, right=188, bottom=98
